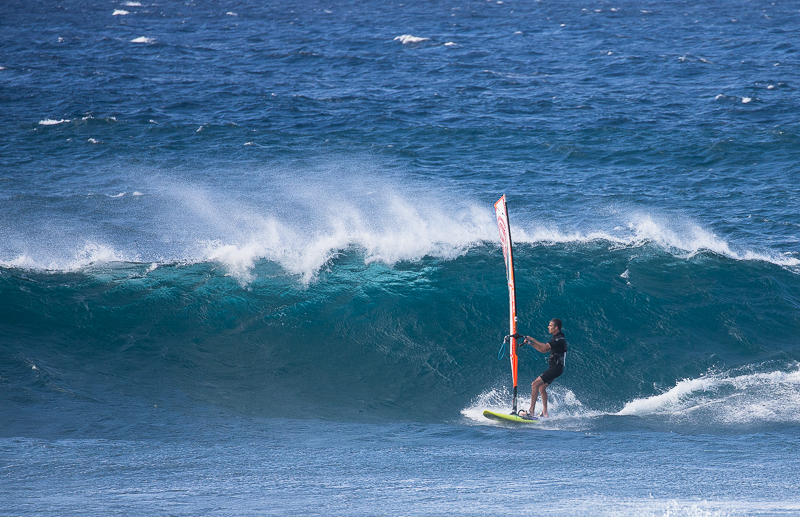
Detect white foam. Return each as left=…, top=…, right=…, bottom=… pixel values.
left=4, top=254, right=39, bottom=270
left=618, top=376, right=717, bottom=416
left=627, top=213, right=800, bottom=266
left=113, top=9, right=129, bottom=15
left=124, top=1, right=142, bottom=5
left=461, top=388, right=509, bottom=422
left=618, top=366, right=800, bottom=424
left=2, top=243, right=132, bottom=272
left=463, top=386, right=594, bottom=424
left=394, top=35, right=429, bottom=44
left=465, top=366, right=800, bottom=430
left=38, top=118, right=70, bottom=125
left=194, top=191, right=493, bottom=284
left=131, top=36, right=154, bottom=44
left=75, top=243, right=128, bottom=265
left=513, top=211, right=800, bottom=269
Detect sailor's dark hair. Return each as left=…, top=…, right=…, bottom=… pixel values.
left=550, top=318, right=562, bottom=330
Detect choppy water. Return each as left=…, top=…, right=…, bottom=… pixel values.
left=2, top=0, right=800, bottom=515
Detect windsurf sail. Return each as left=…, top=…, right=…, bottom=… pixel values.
left=494, top=195, right=519, bottom=413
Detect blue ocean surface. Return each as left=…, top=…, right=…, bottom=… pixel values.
left=2, top=0, right=800, bottom=515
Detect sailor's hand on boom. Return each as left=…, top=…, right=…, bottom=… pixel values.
left=523, top=336, right=550, bottom=353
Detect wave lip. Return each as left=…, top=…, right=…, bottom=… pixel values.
left=514, top=212, right=800, bottom=270
left=2, top=243, right=135, bottom=272
left=2, top=176, right=797, bottom=282
left=627, top=214, right=800, bottom=267
left=198, top=196, right=495, bottom=283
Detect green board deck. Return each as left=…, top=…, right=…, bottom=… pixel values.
left=483, top=409, right=540, bottom=424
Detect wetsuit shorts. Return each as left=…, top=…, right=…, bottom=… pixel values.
left=539, top=364, right=564, bottom=385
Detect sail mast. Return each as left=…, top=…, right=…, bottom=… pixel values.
left=494, top=195, right=519, bottom=412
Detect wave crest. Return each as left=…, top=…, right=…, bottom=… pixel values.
left=2, top=172, right=796, bottom=281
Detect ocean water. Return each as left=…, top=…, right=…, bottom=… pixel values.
left=2, top=0, right=800, bottom=515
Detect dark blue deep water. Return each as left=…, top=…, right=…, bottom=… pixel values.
left=2, top=0, right=800, bottom=515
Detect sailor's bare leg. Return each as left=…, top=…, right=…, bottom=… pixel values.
left=529, top=377, right=544, bottom=415
left=539, top=383, right=550, bottom=417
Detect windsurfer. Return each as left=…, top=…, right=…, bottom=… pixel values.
left=520, top=319, right=567, bottom=418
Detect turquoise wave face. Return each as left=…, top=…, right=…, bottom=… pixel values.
left=3, top=242, right=799, bottom=429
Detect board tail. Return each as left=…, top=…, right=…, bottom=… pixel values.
left=494, top=195, right=518, bottom=413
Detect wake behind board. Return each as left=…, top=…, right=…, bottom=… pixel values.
left=483, top=409, right=539, bottom=424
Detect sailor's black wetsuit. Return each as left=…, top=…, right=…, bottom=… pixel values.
left=539, top=331, right=567, bottom=385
